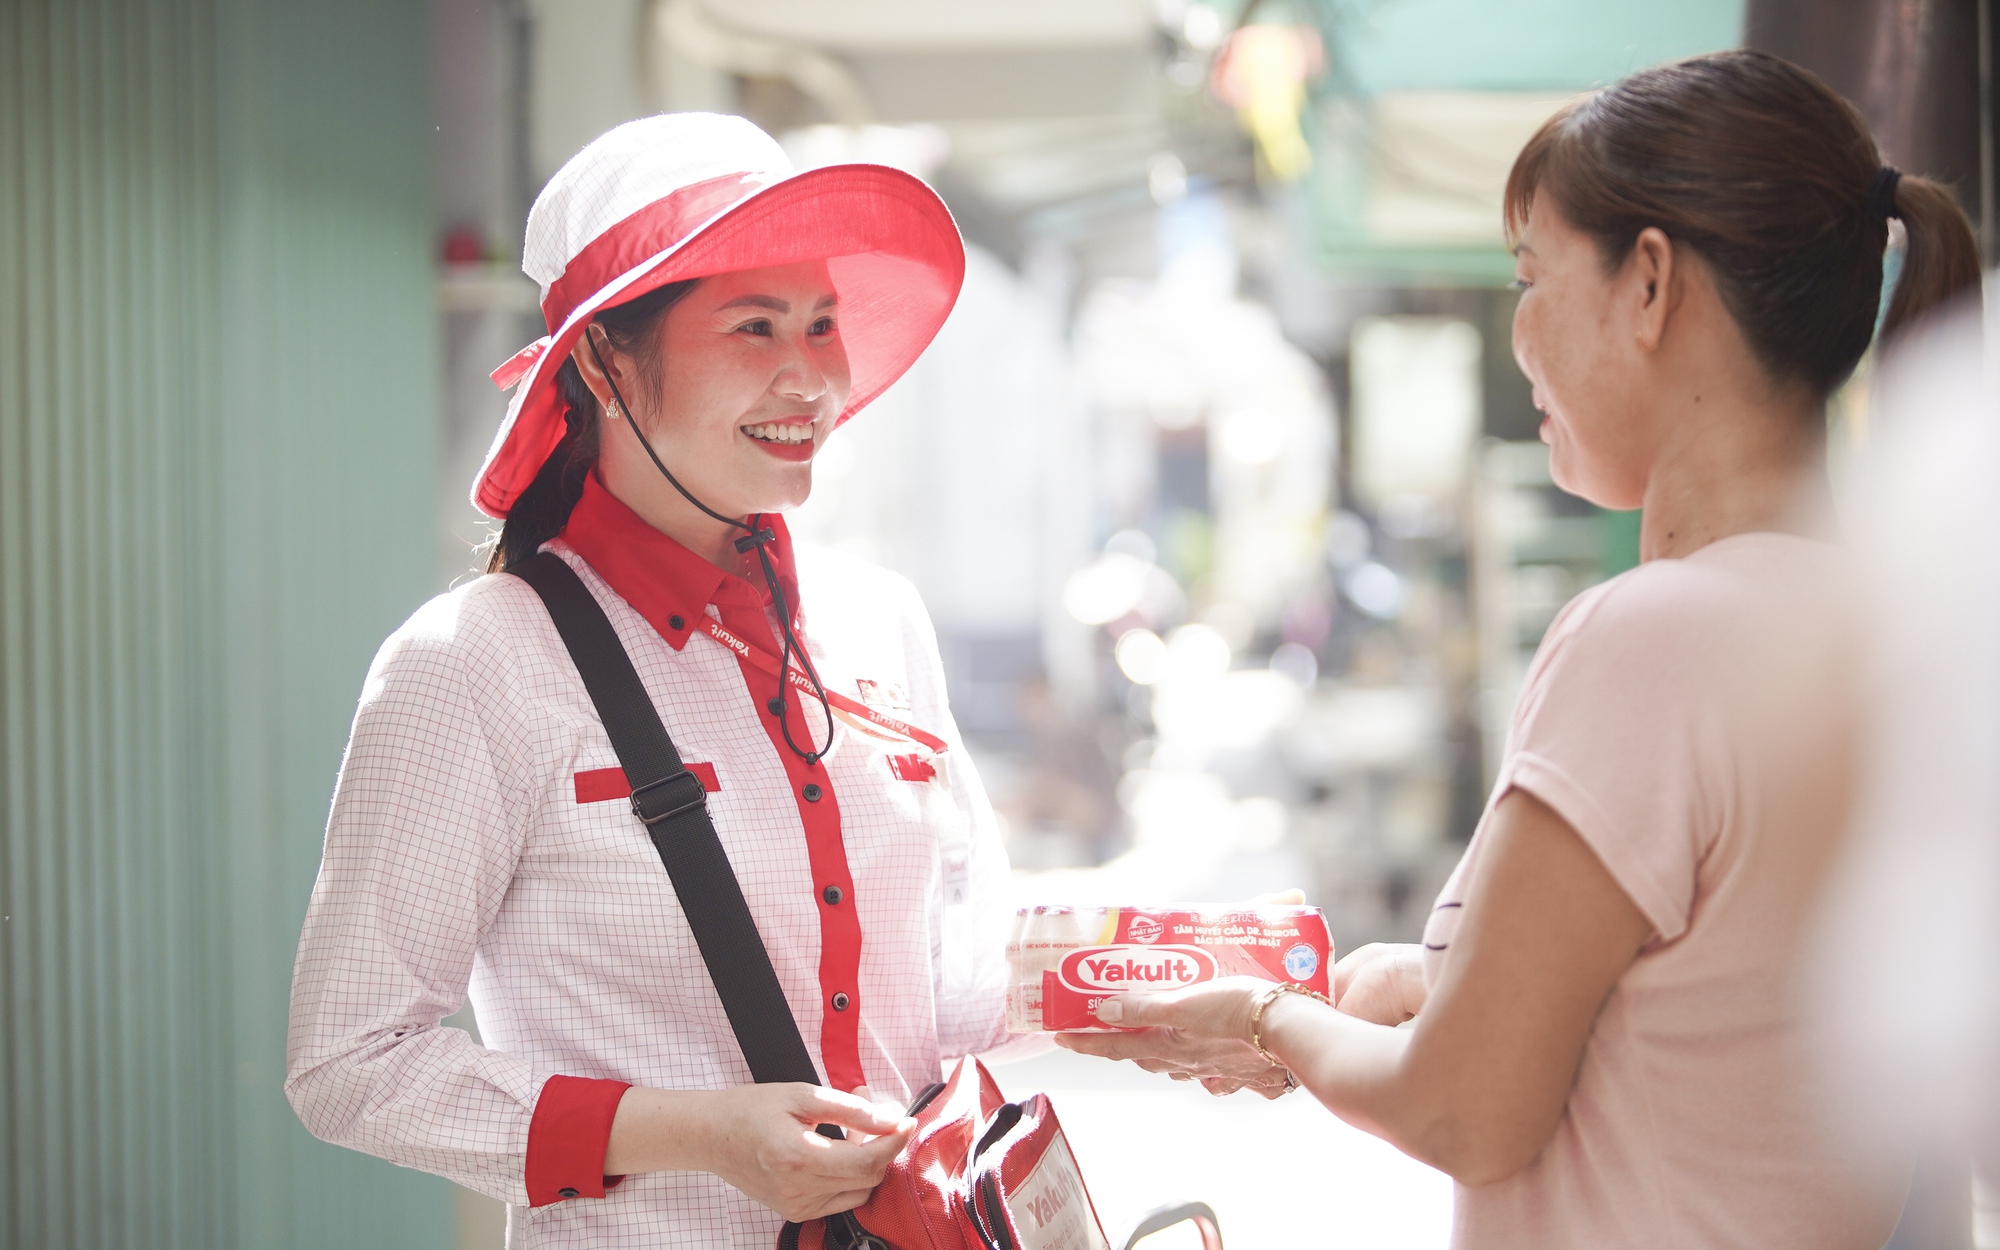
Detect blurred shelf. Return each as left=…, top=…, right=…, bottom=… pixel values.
left=1509, top=516, right=1602, bottom=564
left=1473, top=439, right=1636, bottom=787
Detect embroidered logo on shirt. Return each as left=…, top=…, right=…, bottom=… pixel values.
left=573, top=763, right=718, bottom=803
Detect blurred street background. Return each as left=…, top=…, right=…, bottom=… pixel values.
left=3, top=0, right=1993, bottom=1247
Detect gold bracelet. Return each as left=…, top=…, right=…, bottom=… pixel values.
left=1248, top=981, right=1332, bottom=1066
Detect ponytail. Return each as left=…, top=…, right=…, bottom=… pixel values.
left=1880, top=174, right=1983, bottom=342
left=483, top=361, right=601, bottom=573
left=478, top=277, right=700, bottom=575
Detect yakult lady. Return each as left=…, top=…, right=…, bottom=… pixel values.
left=285, top=113, right=1022, bottom=1247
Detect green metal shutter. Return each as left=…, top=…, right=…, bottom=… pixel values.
left=1, top=1, right=453, bottom=1245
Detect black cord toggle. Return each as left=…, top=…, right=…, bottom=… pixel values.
left=748, top=522, right=834, bottom=766
left=734, top=527, right=777, bottom=554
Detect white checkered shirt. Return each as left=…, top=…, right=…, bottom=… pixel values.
left=285, top=540, right=1017, bottom=1247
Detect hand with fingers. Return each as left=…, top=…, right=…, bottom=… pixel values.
left=606, top=1083, right=916, bottom=1222
left=1195, top=1068, right=1294, bottom=1099
left=1332, top=943, right=1431, bottom=1026
left=1054, top=976, right=1297, bottom=1098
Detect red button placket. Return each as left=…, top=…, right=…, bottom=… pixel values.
left=713, top=593, right=865, bottom=1094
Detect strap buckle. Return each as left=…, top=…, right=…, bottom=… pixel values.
left=629, top=769, right=708, bottom=826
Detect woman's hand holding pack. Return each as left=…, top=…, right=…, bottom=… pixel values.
left=1050, top=940, right=1431, bottom=1097
left=1052, top=976, right=1293, bottom=1098
left=607, top=1083, right=916, bottom=1222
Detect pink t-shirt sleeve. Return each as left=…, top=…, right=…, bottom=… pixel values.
left=1501, top=571, right=1729, bottom=944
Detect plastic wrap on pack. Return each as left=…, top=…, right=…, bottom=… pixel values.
left=1005, top=904, right=1334, bottom=1033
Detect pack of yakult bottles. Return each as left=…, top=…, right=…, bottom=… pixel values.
left=1005, top=904, right=1335, bottom=1033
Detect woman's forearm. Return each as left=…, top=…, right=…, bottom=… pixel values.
left=1263, top=993, right=1554, bottom=1183
left=603, top=1087, right=723, bottom=1174
left=1260, top=992, right=1430, bottom=1150
left=1061, top=795, right=1648, bottom=1188
left=1264, top=792, right=1652, bottom=1186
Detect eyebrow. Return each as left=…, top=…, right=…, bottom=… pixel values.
left=717, top=294, right=839, bottom=313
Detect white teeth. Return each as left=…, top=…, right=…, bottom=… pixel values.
left=745, top=422, right=813, bottom=444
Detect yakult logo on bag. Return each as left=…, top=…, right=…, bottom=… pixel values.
left=1058, top=945, right=1216, bottom=992
left=1007, top=1133, right=1110, bottom=1250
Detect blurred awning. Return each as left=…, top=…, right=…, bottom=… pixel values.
left=1299, top=0, right=1746, bottom=286
left=651, top=0, right=1214, bottom=259
left=1307, top=91, right=1572, bottom=287
left=695, top=0, right=1153, bottom=51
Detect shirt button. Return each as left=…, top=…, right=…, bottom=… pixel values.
left=767, top=697, right=783, bottom=715
left=823, top=885, right=843, bottom=905
left=831, top=992, right=851, bottom=1012
left=558, top=1187, right=579, bottom=1199
left=668, top=614, right=685, bottom=631
left=803, top=783, right=822, bottom=802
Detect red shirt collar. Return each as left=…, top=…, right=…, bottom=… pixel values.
left=558, top=472, right=801, bottom=651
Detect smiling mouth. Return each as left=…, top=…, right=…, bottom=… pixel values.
left=742, top=421, right=813, bottom=446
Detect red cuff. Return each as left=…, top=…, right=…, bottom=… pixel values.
left=526, top=1075, right=632, bottom=1207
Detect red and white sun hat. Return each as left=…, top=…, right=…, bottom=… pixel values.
left=472, top=112, right=966, bottom=519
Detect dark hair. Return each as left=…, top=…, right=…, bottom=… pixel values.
left=1505, top=49, right=1981, bottom=397
left=483, top=278, right=700, bottom=573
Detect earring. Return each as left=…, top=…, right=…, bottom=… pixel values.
left=605, top=399, right=623, bottom=421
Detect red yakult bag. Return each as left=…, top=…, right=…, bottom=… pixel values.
left=784, top=1054, right=1112, bottom=1250
left=1007, top=905, right=1334, bottom=1032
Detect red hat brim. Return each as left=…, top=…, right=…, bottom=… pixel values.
left=474, top=163, right=964, bottom=519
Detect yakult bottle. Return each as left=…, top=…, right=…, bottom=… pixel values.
left=1005, top=904, right=1335, bottom=1032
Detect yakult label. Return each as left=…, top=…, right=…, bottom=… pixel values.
left=1059, top=946, right=1215, bottom=991
left=1006, top=904, right=1334, bottom=1032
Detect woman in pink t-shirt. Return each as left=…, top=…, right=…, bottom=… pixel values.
left=1061, top=50, right=1980, bottom=1248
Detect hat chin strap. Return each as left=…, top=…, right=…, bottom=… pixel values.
left=584, top=329, right=836, bottom=766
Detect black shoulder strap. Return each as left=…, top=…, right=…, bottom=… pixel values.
left=510, top=550, right=822, bottom=1088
